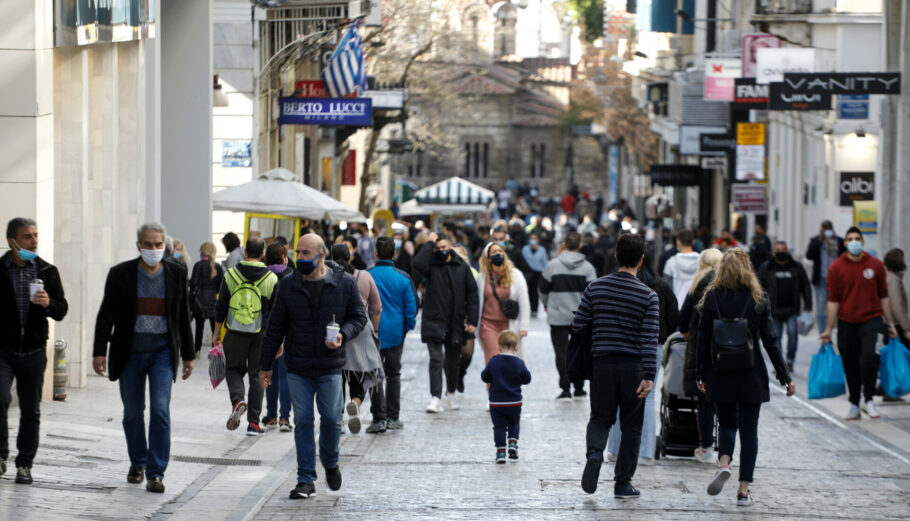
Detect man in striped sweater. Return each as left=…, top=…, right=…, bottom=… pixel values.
left=573, top=233, right=658, bottom=498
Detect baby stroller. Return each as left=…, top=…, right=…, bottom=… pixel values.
left=657, top=332, right=701, bottom=458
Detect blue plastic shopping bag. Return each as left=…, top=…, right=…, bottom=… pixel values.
left=880, top=339, right=910, bottom=398
left=808, top=343, right=846, bottom=399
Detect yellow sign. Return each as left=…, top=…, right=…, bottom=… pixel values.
left=737, top=123, right=766, bottom=145
left=321, top=157, right=333, bottom=192
left=370, top=209, right=395, bottom=236
left=853, top=200, right=878, bottom=235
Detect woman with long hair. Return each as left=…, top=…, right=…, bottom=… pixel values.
left=697, top=249, right=795, bottom=507
left=476, top=242, right=530, bottom=364
left=190, top=241, right=223, bottom=356
left=679, top=247, right=723, bottom=463
left=884, top=248, right=910, bottom=347
left=330, top=244, right=385, bottom=434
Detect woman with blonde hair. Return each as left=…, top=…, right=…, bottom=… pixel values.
left=696, top=248, right=795, bottom=507
left=190, top=241, right=224, bottom=356
left=678, top=247, right=723, bottom=464
left=476, top=242, right=530, bottom=364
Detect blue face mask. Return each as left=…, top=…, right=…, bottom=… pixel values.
left=12, top=240, right=38, bottom=262
left=846, top=240, right=863, bottom=256
left=529, top=239, right=538, bottom=247
left=173, top=252, right=182, bottom=259
left=394, top=239, right=402, bottom=250
left=296, top=253, right=322, bottom=275
left=498, top=241, right=506, bottom=248
left=491, top=254, right=505, bottom=266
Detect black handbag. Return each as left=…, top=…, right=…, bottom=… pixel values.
left=567, top=325, right=592, bottom=381
left=189, top=289, right=205, bottom=318
left=489, top=273, right=519, bottom=320
left=710, top=295, right=755, bottom=372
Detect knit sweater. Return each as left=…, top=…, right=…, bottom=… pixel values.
left=481, top=353, right=532, bottom=406
left=571, top=271, right=659, bottom=380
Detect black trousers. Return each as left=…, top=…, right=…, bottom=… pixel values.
left=550, top=326, right=585, bottom=392
left=586, top=362, right=644, bottom=486
left=838, top=317, right=883, bottom=405
left=427, top=341, right=461, bottom=398
left=490, top=406, right=521, bottom=448
left=0, top=349, right=46, bottom=468
left=223, top=331, right=263, bottom=424
left=194, top=316, right=214, bottom=353
left=369, top=344, right=404, bottom=421
left=696, top=393, right=716, bottom=449
left=526, top=271, right=542, bottom=313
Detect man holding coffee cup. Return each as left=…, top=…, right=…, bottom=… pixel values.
left=260, top=233, right=366, bottom=500
left=0, top=217, right=68, bottom=485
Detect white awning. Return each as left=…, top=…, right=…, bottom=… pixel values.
left=414, top=176, right=495, bottom=207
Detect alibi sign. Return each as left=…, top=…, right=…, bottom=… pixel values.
left=768, top=82, right=831, bottom=110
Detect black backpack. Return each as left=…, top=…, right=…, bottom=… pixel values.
left=710, top=294, right=755, bottom=372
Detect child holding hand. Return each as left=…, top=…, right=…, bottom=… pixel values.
left=481, top=330, right=532, bottom=463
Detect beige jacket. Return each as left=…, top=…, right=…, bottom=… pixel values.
left=887, top=270, right=910, bottom=331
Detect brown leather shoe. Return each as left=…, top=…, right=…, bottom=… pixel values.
left=146, top=477, right=165, bottom=493
left=127, top=465, right=145, bottom=484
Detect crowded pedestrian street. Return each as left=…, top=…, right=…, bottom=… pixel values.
left=2, top=312, right=908, bottom=520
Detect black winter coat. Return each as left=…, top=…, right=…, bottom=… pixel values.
left=93, top=258, right=194, bottom=382
left=806, top=236, right=846, bottom=285
left=260, top=266, right=366, bottom=377
left=0, top=253, right=68, bottom=353
left=679, top=273, right=713, bottom=396
left=412, top=241, right=479, bottom=345
left=697, top=288, right=791, bottom=403
left=639, top=269, right=678, bottom=344
left=189, top=260, right=223, bottom=319
left=758, top=259, right=812, bottom=317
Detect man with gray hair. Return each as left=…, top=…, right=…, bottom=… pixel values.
left=1, top=217, right=68, bottom=484
left=93, top=222, right=194, bottom=493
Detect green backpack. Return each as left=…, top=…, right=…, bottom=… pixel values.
left=225, top=269, right=272, bottom=333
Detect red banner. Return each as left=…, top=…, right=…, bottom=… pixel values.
left=342, top=150, right=357, bottom=186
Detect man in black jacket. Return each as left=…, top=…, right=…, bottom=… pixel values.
left=260, top=233, right=366, bottom=500
left=93, top=222, right=194, bottom=494
left=412, top=232, right=479, bottom=413
left=0, top=218, right=67, bottom=485
left=759, top=241, right=812, bottom=371
left=805, top=220, right=846, bottom=331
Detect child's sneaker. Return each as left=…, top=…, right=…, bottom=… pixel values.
left=508, top=439, right=519, bottom=460
left=495, top=448, right=507, bottom=464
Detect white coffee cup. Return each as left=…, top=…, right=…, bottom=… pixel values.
left=326, top=322, right=340, bottom=343
left=29, top=279, right=44, bottom=301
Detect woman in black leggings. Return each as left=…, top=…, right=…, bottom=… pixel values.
left=190, top=241, right=223, bottom=355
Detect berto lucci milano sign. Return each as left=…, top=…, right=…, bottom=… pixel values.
left=278, top=98, right=373, bottom=126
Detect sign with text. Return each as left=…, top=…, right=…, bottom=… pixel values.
left=734, top=78, right=770, bottom=109
left=295, top=80, right=329, bottom=97
left=679, top=125, right=727, bottom=155
left=853, top=200, right=878, bottom=235
left=700, top=133, right=736, bottom=153
left=736, top=123, right=766, bottom=145
left=756, top=48, right=816, bottom=84
left=838, top=94, right=869, bottom=119
left=704, top=59, right=742, bottom=101
left=701, top=156, right=727, bottom=170
left=782, top=72, right=901, bottom=95
left=768, top=82, right=832, bottom=110
left=732, top=184, right=767, bottom=213
left=736, top=145, right=766, bottom=181
left=742, top=34, right=781, bottom=78
left=278, top=98, right=373, bottom=126
left=221, top=141, right=252, bottom=168
left=839, top=172, right=874, bottom=207
left=649, top=165, right=705, bottom=186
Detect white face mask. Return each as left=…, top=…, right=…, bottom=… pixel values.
left=823, top=230, right=834, bottom=239
left=140, top=248, right=165, bottom=266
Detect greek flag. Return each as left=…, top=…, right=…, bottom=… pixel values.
left=322, top=22, right=366, bottom=98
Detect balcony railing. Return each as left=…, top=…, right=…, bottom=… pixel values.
left=755, top=0, right=813, bottom=15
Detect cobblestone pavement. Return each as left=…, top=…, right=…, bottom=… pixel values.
left=2, top=315, right=910, bottom=520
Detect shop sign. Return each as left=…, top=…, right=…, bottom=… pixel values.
left=732, top=184, right=767, bottom=213
left=701, top=156, right=727, bottom=169
left=734, top=78, right=770, bottom=109
left=700, top=133, right=736, bottom=152
left=853, top=200, right=878, bottom=235
left=782, top=72, right=901, bottom=95
left=278, top=98, right=373, bottom=126
left=742, top=34, right=781, bottom=78
left=342, top=150, right=357, bottom=186
left=295, top=80, right=330, bottom=97
left=767, top=83, right=831, bottom=110
left=649, top=165, right=705, bottom=186
left=756, top=48, right=816, bottom=84
left=704, top=59, right=742, bottom=102
left=736, top=123, right=765, bottom=145
left=838, top=95, right=870, bottom=119
left=839, top=172, right=874, bottom=207
left=679, top=126, right=727, bottom=155
left=221, top=141, right=252, bottom=168
left=736, top=145, right=765, bottom=181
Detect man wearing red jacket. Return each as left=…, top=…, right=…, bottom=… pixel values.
left=820, top=227, right=899, bottom=421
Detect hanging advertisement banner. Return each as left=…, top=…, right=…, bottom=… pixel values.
left=736, top=145, right=765, bottom=181
left=732, top=184, right=768, bottom=213
left=742, top=34, right=781, bottom=78
left=734, top=78, right=770, bottom=109
left=781, top=72, right=901, bottom=95
left=838, top=94, right=870, bottom=119
left=278, top=98, right=373, bottom=126
left=700, top=133, right=736, bottom=153
left=839, top=172, right=875, bottom=207
left=704, top=59, right=742, bottom=101
left=736, top=123, right=766, bottom=145
left=767, top=83, right=832, bottom=110
left=853, top=200, right=878, bottom=235
left=755, top=48, right=816, bottom=84
left=679, top=125, right=728, bottom=155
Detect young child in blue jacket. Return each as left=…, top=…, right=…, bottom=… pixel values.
left=481, top=330, right=532, bottom=463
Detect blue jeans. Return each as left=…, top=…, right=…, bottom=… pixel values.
left=287, top=372, right=343, bottom=483
left=118, top=347, right=174, bottom=479
left=772, top=315, right=799, bottom=364
left=814, top=282, right=828, bottom=332
left=265, top=355, right=291, bottom=421
left=607, top=365, right=659, bottom=460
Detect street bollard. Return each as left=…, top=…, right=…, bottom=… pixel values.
left=53, top=339, right=67, bottom=401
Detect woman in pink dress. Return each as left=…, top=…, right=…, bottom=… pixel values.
left=476, top=242, right=530, bottom=364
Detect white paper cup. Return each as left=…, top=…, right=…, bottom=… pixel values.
left=29, top=281, right=43, bottom=301
left=326, top=324, right=340, bottom=343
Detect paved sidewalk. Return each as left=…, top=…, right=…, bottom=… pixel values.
left=3, top=316, right=910, bottom=520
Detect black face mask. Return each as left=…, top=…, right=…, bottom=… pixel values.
left=490, top=254, right=505, bottom=266
left=774, top=252, right=790, bottom=263
left=434, top=249, right=450, bottom=262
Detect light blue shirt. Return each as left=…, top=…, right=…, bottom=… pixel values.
left=521, top=245, right=548, bottom=273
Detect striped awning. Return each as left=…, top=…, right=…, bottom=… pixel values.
left=414, top=176, right=494, bottom=207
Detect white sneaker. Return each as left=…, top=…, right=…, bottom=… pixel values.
left=446, top=392, right=460, bottom=411
left=846, top=404, right=861, bottom=421
left=694, top=447, right=717, bottom=464
left=425, top=397, right=443, bottom=414
left=606, top=452, right=617, bottom=463
left=862, top=400, right=881, bottom=419
left=638, top=457, right=656, bottom=466
left=707, top=466, right=731, bottom=496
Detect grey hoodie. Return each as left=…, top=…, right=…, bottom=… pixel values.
left=539, top=251, right=597, bottom=326
left=663, top=251, right=700, bottom=310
